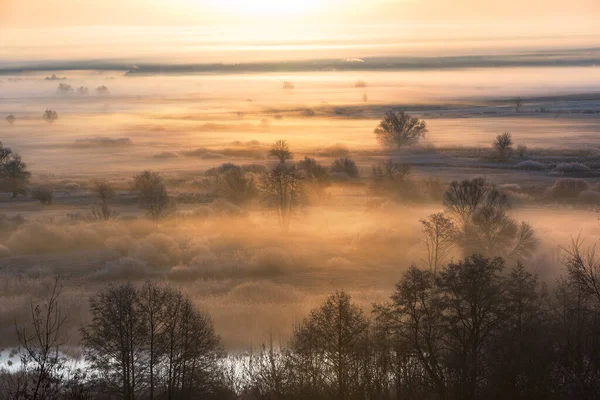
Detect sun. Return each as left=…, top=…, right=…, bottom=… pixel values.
left=206, top=0, right=324, bottom=17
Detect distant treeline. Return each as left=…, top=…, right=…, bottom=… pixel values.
left=2, top=47, right=600, bottom=75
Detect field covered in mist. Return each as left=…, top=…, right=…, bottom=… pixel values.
left=1, top=65, right=600, bottom=353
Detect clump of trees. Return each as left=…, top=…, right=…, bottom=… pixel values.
left=0, top=142, right=31, bottom=198
left=442, top=177, right=537, bottom=259
left=42, top=109, right=58, bottom=123
left=133, top=170, right=172, bottom=219
left=95, top=85, right=110, bottom=95
left=81, top=282, right=228, bottom=399
left=331, top=157, right=359, bottom=178
left=374, top=111, right=428, bottom=148
left=57, top=83, right=73, bottom=94
left=77, top=86, right=89, bottom=95
left=298, top=156, right=330, bottom=199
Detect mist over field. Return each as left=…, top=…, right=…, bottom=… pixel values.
left=2, top=1, right=600, bottom=398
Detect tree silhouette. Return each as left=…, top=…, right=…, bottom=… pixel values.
left=374, top=111, right=427, bottom=148
left=269, top=140, right=292, bottom=164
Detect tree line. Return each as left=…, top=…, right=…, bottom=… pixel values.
left=2, top=239, right=600, bottom=399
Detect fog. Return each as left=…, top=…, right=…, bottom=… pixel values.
left=1, top=48, right=600, bottom=398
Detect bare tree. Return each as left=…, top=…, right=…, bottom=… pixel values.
left=420, top=213, right=457, bottom=271
left=375, top=266, right=448, bottom=399
left=81, top=283, right=147, bottom=399
left=562, top=235, right=600, bottom=304
left=436, top=254, right=507, bottom=400
left=269, top=140, right=292, bottom=164
left=291, top=291, right=369, bottom=400
left=261, top=163, right=304, bottom=230
left=133, top=170, right=172, bottom=219
left=6, top=278, right=68, bottom=400
left=374, top=111, right=427, bottom=148
left=92, top=181, right=118, bottom=221
left=493, top=132, right=513, bottom=161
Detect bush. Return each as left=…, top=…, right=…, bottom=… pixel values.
left=331, top=158, right=359, bottom=178
left=31, top=186, right=55, bottom=204
left=546, top=178, right=589, bottom=200
left=553, top=162, right=591, bottom=175
left=514, top=160, right=546, bottom=170
left=493, top=132, right=513, bottom=161
left=577, top=190, right=600, bottom=204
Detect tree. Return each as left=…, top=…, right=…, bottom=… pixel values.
left=42, top=109, right=58, bottom=123
left=374, top=111, right=427, bottom=148
left=493, top=132, right=513, bottom=161
left=77, top=87, right=89, bottom=95
left=514, top=97, right=523, bottom=113
left=5, top=279, right=68, bottom=400
left=6, top=114, right=16, bottom=126
left=562, top=235, right=600, bottom=304
left=269, top=140, right=292, bottom=164
left=443, top=178, right=504, bottom=228
left=443, top=178, right=536, bottom=259
left=261, top=163, right=304, bottom=230
left=92, top=181, right=118, bottom=221
left=436, top=254, right=506, bottom=400
left=133, top=170, right=172, bottom=219
left=81, top=283, right=147, bottom=399
left=1, top=154, right=31, bottom=198
left=420, top=213, right=457, bottom=272
left=215, top=166, right=257, bottom=206
left=375, top=266, right=448, bottom=399
left=291, top=291, right=369, bottom=400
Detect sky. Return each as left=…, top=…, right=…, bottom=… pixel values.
left=1, top=0, right=599, bottom=65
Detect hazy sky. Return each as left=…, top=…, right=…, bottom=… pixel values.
left=2, top=0, right=599, bottom=27
left=1, top=0, right=599, bottom=65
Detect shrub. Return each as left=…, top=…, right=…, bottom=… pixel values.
left=31, top=186, right=55, bottom=204
left=493, top=132, right=513, bottom=161
left=514, top=160, right=546, bottom=170
left=577, top=190, right=600, bottom=205
left=546, top=178, right=589, bottom=200
left=331, top=158, right=359, bottom=178
left=553, top=162, right=591, bottom=175
left=516, top=144, right=528, bottom=158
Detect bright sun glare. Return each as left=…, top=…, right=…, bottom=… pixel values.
left=207, top=0, right=324, bottom=16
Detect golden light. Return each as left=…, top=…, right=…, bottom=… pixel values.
left=205, top=0, right=325, bottom=17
